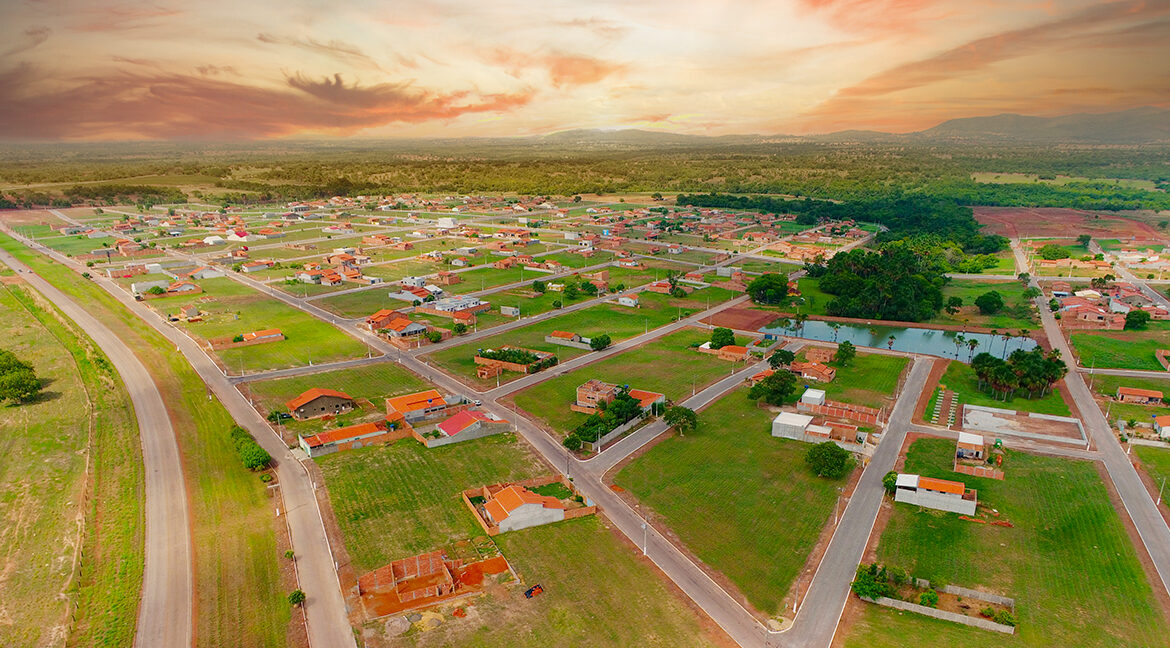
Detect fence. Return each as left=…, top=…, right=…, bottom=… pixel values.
left=584, top=416, right=646, bottom=453
left=798, top=400, right=880, bottom=425
left=868, top=597, right=1015, bottom=634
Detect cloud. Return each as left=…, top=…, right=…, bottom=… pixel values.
left=70, top=3, right=181, bottom=32
left=488, top=48, right=624, bottom=87
left=797, top=0, right=946, bottom=32
left=555, top=17, right=630, bottom=40
left=195, top=64, right=238, bottom=76
left=2, top=26, right=51, bottom=57
left=0, top=66, right=534, bottom=140
left=257, top=32, right=385, bottom=70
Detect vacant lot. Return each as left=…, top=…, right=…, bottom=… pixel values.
left=975, top=206, right=1163, bottom=240
left=932, top=279, right=1038, bottom=331
left=803, top=350, right=908, bottom=410
left=1086, top=373, right=1170, bottom=425
left=0, top=284, right=142, bottom=648
left=510, top=327, right=740, bottom=435
left=142, top=276, right=368, bottom=372
left=1070, top=323, right=1170, bottom=371
left=614, top=386, right=845, bottom=616
left=843, top=438, right=1169, bottom=648
left=1135, top=445, right=1170, bottom=506
left=425, top=287, right=737, bottom=389
left=938, top=360, right=1070, bottom=416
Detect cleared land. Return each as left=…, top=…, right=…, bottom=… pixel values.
left=938, top=360, right=1071, bottom=416
left=510, top=327, right=743, bottom=436
left=0, top=235, right=291, bottom=648
left=1070, top=323, right=1170, bottom=371
left=974, top=206, right=1162, bottom=240
left=0, top=283, right=142, bottom=648
left=932, top=279, right=1038, bottom=331
left=800, top=350, right=908, bottom=410
left=141, top=276, right=368, bottom=372
left=971, top=172, right=1159, bottom=191
left=843, top=438, right=1169, bottom=648
left=1135, top=445, right=1170, bottom=506
left=614, top=386, right=846, bottom=616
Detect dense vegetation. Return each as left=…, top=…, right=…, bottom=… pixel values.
left=563, top=387, right=648, bottom=451
left=0, top=348, right=41, bottom=403
left=1, top=139, right=1168, bottom=210
left=807, top=244, right=946, bottom=322
left=477, top=346, right=558, bottom=372
left=970, top=349, right=1068, bottom=400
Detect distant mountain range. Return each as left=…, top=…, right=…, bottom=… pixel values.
left=541, top=107, right=1170, bottom=145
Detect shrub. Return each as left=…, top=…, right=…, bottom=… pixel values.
left=147, top=285, right=166, bottom=295
left=805, top=441, right=852, bottom=478
left=994, top=610, right=1017, bottom=626
left=232, top=334, right=245, bottom=343
left=882, top=470, right=898, bottom=495
left=259, top=473, right=273, bottom=483
left=850, top=563, right=893, bottom=600
left=284, top=550, right=295, bottom=560
left=980, top=606, right=996, bottom=618
left=229, top=425, right=272, bottom=471
left=589, top=334, right=611, bottom=351
left=288, top=589, right=306, bottom=606
left=918, top=590, right=939, bottom=608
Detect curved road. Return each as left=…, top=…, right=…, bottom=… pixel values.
left=0, top=247, right=193, bottom=648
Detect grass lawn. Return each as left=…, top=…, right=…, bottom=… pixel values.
left=843, top=438, right=1169, bottom=648
left=1087, top=374, right=1170, bottom=426
left=1135, top=446, right=1170, bottom=506
left=803, top=351, right=908, bottom=410
left=614, top=386, right=846, bottom=616
left=315, top=287, right=405, bottom=318
left=1070, top=323, right=1170, bottom=371
left=426, top=287, right=737, bottom=389
left=792, top=277, right=834, bottom=317
left=938, top=360, right=1070, bottom=416
left=511, top=327, right=742, bottom=436
left=389, top=516, right=723, bottom=648
left=317, top=435, right=545, bottom=571
left=739, top=259, right=802, bottom=275
left=449, top=265, right=536, bottom=292
left=0, top=284, right=142, bottom=648
left=542, top=250, right=613, bottom=268
left=0, top=235, right=290, bottom=648
left=142, top=276, right=368, bottom=372
left=931, top=279, right=1038, bottom=331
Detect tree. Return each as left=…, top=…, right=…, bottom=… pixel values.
left=746, top=273, right=789, bottom=305
left=589, top=334, right=611, bottom=351
left=1022, top=286, right=1042, bottom=300
left=805, top=441, right=851, bottom=478
left=532, top=280, right=546, bottom=293
left=1037, top=243, right=1069, bottom=260
left=1077, top=234, right=1092, bottom=248
left=1017, top=272, right=1031, bottom=285
left=427, top=331, right=442, bottom=343
left=563, top=283, right=579, bottom=300
left=836, top=341, right=856, bottom=366
left=240, top=444, right=272, bottom=471
left=663, top=406, right=698, bottom=434
left=147, top=285, right=166, bottom=295
left=882, top=471, right=898, bottom=495
left=944, top=296, right=963, bottom=315
left=580, top=282, right=599, bottom=296
left=452, top=323, right=468, bottom=335
left=974, top=290, right=1004, bottom=314
left=710, top=327, right=736, bottom=349
left=747, top=371, right=797, bottom=406
left=288, top=589, right=306, bottom=606
left=0, top=350, right=41, bottom=404
left=1126, top=309, right=1152, bottom=330
left=919, top=590, right=939, bottom=608
left=769, top=349, right=795, bottom=369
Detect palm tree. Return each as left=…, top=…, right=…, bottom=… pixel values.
left=829, top=321, right=842, bottom=341
left=967, top=337, right=980, bottom=361
left=953, top=334, right=965, bottom=359
left=989, top=329, right=999, bottom=356
left=887, top=335, right=896, bottom=350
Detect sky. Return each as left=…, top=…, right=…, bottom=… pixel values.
left=0, top=0, right=1168, bottom=140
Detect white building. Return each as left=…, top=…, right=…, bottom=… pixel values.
left=772, top=412, right=814, bottom=439
left=483, top=485, right=566, bottom=533
left=893, top=474, right=977, bottom=515
left=800, top=388, right=827, bottom=406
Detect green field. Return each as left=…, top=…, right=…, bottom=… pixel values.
left=1070, top=323, right=1170, bottom=371
left=425, top=287, right=737, bottom=388
left=1135, top=446, right=1170, bottom=506
left=938, top=360, right=1070, bottom=416
left=1087, top=373, right=1170, bottom=425
left=739, top=259, right=802, bottom=275
left=510, top=327, right=742, bottom=435
left=142, top=276, right=368, bottom=372
left=843, top=438, right=1169, bottom=648
left=971, top=172, right=1158, bottom=190
left=0, top=235, right=291, bottom=648
left=614, top=386, right=846, bottom=616
left=0, top=284, right=142, bottom=648
left=931, top=279, right=1038, bottom=331
left=804, top=351, right=908, bottom=409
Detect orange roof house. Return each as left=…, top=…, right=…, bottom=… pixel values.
left=286, top=388, right=355, bottom=420
left=717, top=344, right=749, bottom=362
left=1117, top=386, right=1163, bottom=404
left=242, top=328, right=284, bottom=343
left=299, top=420, right=407, bottom=457
left=789, top=361, right=836, bottom=383
left=385, top=389, right=449, bottom=422
left=482, top=485, right=566, bottom=533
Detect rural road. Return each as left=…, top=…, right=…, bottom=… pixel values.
left=0, top=246, right=193, bottom=648
left=1014, top=239, right=1170, bottom=597
left=6, top=230, right=359, bottom=648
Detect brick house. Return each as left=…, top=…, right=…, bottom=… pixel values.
left=789, top=361, right=836, bottom=382
left=286, top=388, right=355, bottom=420
left=1117, top=387, right=1163, bottom=404
left=385, top=389, right=449, bottom=422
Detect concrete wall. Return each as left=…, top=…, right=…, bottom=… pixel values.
left=545, top=336, right=593, bottom=351
left=868, top=597, right=1014, bottom=634
left=498, top=503, right=565, bottom=533
left=895, top=487, right=976, bottom=515
left=584, top=415, right=646, bottom=453
left=414, top=420, right=511, bottom=448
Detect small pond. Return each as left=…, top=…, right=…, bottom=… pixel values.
left=759, top=319, right=1038, bottom=362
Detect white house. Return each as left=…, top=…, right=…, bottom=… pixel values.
left=617, top=295, right=639, bottom=308
left=800, top=388, right=827, bottom=406
left=482, top=485, right=566, bottom=533
left=202, top=235, right=225, bottom=245
left=893, top=474, right=977, bottom=515
left=771, top=412, right=814, bottom=440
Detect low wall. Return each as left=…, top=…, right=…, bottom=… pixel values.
left=798, top=401, right=880, bottom=425
left=209, top=334, right=285, bottom=350
left=413, top=421, right=510, bottom=448
left=954, top=463, right=1005, bottom=480
left=868, top=597, right=1015, bottom=634
left=584, top=415, right=646, bottom=453
left=473, top=356, right=532, bottom=374
left=545, top=336, right=593, bottom=351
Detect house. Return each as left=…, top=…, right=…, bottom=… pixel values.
left=749, top=369, right=774, bottom=385
left=617, top=295, right=640, bottom=308
left=1117, top=386, right=1163, bottom=404
left=800, top=388, right=827, bottom=406
left=956, top=432, right=986, bottom=460
left=286, top=388, right=355, bottom=420
left=299, top=421, right=401, bottom=458
left=893, top=474, right=977, bottom=515
left=574, top=379, right=618, bottom=412
left=179, top=305, right=200, bottom=320
left=1155, top=415, right=1170, bottom=438
left=482, top=485, right=566, bottom=533
left=187, top=266, right=225, bottom=280
left=805, top=346, right=836, bottom=364
left=717, top=344, right=749, bottom=362
left=131, top=280, right=170, bottom=296
left=167, top=281, right=200, bottom=294
left=771, top=412, right=814, bottom=440
left=365, top=308, right=401, bottom=330
left=500, top=305, right=520, bottom=317
left=385, top=389, right=449, bottom=422
left=384, top=316, right=428, bottom=338
left=355, top=550, right=511, bottom=616
left=789, top=361, right=836, bottom=382
left=242, top=328, right=283, bottom=343
left=241, top=260, right=274, bottom=273
left=549, top=330, right=581, bottom=343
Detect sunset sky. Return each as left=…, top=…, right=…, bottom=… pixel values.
left=1, top=0, right=1167, bottom=140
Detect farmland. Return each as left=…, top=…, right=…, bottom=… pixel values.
left=843, top=438, right=1168, bottom=648
left=0, top=283, right=142, bottom=648
left=614, top=386, right=846, bottom=616
left=937, top=360, right=1071, bottom=416
left=510, top=327, right=744, bottom=435
left=1070, top=323, right=1170, bottom=371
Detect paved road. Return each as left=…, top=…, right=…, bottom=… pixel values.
left=777, top=357, right=932, bottom=648
left=7, top=230, right=358, bottom=648
left=0, top=246, right=193, bottom=648
left=1013, top=240, right=1170, bottom=596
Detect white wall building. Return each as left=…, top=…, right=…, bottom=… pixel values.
left=894, top=474, right=977, bottom=515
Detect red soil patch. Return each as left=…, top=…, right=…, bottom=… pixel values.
left=974, top=206, right=1166, bottom=241
left=701, top=307, right=780, bottom=331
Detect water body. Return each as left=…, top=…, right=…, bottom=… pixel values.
left=759, top=319, right=1038, bottom=362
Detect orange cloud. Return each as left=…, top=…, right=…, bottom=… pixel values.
left=0, top=65, right=534, bottom=139
left=489, top=48, right=624, bottom=87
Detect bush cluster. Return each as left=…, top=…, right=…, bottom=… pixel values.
left=229, top=425, right=272, bottom=471
left=563, top=388, right=646, bottom=451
